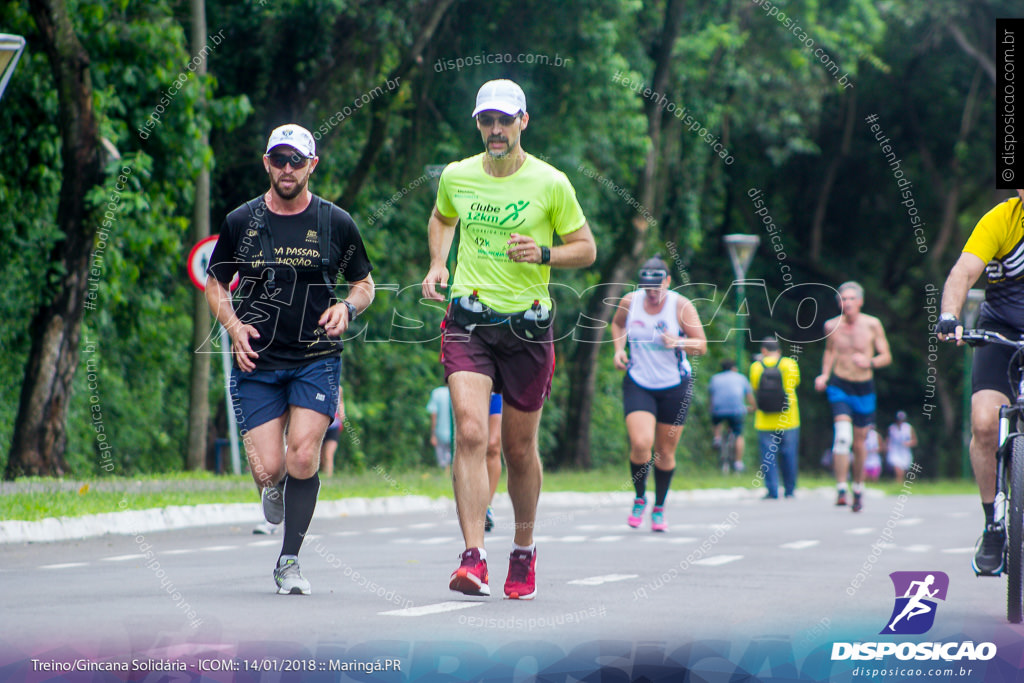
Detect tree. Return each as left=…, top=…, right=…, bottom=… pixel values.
left=187, top=0, right=212, bottom=471
left=6, top=0, right=103, bottom=478
left=556, top=0, right=686, bottom=468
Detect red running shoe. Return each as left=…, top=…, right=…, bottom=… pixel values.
left=504, top=548, right=537, bottom=600
left=449, top=548, right=489, bottom=596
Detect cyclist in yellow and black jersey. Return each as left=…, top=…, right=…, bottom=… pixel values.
left=937, top=189, right=1024, bottom=576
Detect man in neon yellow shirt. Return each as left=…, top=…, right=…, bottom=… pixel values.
left=937, top=189, right=1024, bottom=576
left=421, top=79, right=597, bottom=600
left=750, top=338, right=801, bottom=499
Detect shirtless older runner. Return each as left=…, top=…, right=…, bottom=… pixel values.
left=814, top=281, right=892, bottom=512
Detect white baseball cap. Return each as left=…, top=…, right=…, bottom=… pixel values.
left=265, top=124, right=316, bottom=157
left=471, top=79, right=527, bottom=117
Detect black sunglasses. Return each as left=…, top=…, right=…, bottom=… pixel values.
left=267, top=152, right=310, bottom=169
left=639, top=269, right=668, bottom=280
left=477, top=113, right=520, bottom=127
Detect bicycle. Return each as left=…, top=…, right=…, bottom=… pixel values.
left=957, top=329, right=1024, bottom=623
left=717, top=430, right=737, bottom=474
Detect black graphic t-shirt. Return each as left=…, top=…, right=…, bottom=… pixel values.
left=207, top=194, right=373, bottom=369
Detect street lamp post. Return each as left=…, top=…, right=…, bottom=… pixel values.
left=723, top=234, right=761, bottom=367
left=0, top=34, right=26, bottom=102
left=961, top=288, right=986, bottom=478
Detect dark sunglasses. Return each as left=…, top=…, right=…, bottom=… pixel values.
left=267, top=152, right=310, bottom=169
left=639, top=269, right=668, bottom=280
left=477, top=113, right=520, bottom=127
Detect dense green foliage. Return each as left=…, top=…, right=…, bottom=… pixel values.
left=1, top=0, right=1016, bottom=480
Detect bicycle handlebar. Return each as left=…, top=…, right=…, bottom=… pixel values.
left=957, top=329, right=1024, bottom=349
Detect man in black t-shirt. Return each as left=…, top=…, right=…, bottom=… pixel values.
left=206, top=124, right=374, bottom=595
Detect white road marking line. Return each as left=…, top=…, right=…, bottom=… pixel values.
left=380, top=601, right=483, bottom=617
left=692, top=555, right=743, bottom=567
left=248, top=540, right=279, bottom=547
left=41, top=562, right=88, bottom=570
left=484, top=536, right=511, bottom=545
left=845, top=527, right=875, bottom=536
left=896, top=518, right=923, bottom=526
left=941, top=548, right=976, bottom=555
left=642, top=536, right=698, bottom=544
left=568, top=574, right=638, bottom=586
left=201, top=545, right=237, bottom=552
left=163, top=548, right=198, bottom=555
left=102, top=554, right=145, bottom=562
left=370, top=527, right=400, bottom=534
left=780, top=540, right=819, bottom=550
left=408, top=523, right=437, bottom=529
left=904, top=545, right=932, bottom=553
left=332, top=531, right=361, bottom=537
left=593, top=536, right=624, bottom=542
left=419, top=537, right=454, bottom=545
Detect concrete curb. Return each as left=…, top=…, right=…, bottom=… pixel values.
left=0, top=495, right=451, bottom=544
left=0, top=486, right=863, bottom=544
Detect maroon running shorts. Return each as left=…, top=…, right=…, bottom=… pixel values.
left=440, top=317, right=554, bottom=412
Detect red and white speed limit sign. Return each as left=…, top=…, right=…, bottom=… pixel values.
left=187, top=236, right=238, bottom=291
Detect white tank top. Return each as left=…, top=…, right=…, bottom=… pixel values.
left=887, top=422, right=913, bottom=459
left=626, top=290, right=691, bottom=390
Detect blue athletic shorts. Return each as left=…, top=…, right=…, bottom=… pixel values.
left=489, top=392, right=503, bottom=415
left=230, top=355, right=341, bottom=431
left=826, top=375, right=876, bottom=427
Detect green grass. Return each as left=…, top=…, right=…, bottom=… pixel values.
left=0, top=468, right=978, bottom=522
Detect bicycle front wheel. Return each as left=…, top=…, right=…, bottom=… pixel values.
left=1006, top=435, right=1024, bottom=623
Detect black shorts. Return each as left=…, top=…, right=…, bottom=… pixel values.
left=622, top=373, right=692, bottom=426
left=973, top=317, right=1022, bottom=399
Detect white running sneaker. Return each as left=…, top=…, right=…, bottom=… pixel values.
left=274, top=556, right=310, bottom=595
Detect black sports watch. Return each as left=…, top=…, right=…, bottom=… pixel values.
left=343, top=300, right=358, bottom=322
left=540, top=246, right=551, bottom=264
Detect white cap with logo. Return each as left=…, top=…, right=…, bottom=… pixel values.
left=471, top=79, right=527, bottom=117
left=265, top=124, right=316, bottom=158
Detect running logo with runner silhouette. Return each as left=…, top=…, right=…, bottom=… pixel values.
left=880, top=571, right=949, bottom=635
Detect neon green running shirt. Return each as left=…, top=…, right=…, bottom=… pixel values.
left=436, top=153, right=586, bottom=313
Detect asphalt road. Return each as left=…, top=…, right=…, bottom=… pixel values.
left=2, top=488, right=1023, bottom=681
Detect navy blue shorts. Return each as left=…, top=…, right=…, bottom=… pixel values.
left=712, top=413, right=745, bottom=435
left=230, top=355, right=342, bottom=431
